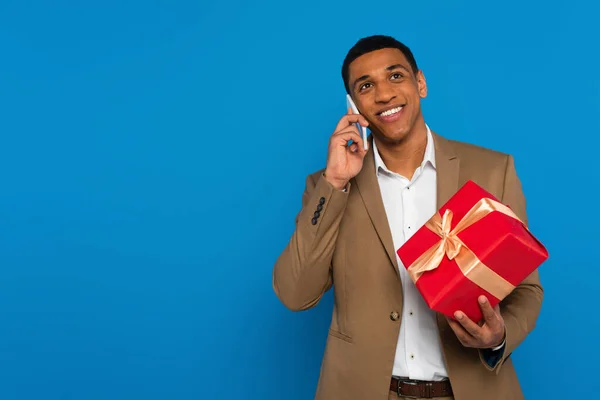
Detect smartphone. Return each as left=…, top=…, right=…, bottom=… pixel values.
left=346, top=94, right=368, bottom=150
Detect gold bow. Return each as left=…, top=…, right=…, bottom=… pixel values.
left=407, top=197, right=521, bottom=300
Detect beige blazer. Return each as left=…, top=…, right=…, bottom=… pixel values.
left=272, top=131, right=543, bottom=400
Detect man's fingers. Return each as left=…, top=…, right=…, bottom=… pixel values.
left=350, top=143, right=362, bottom=153
left=335, top=113, right=369, bottom=132
left=454, top=311, right=483, bottom=339
left=479, top=296, right=501, bottom=328
left=446, top=317, right=475, bottom=347
left=448, top=304, right=505, bottom=349
left=332, top=129, right=365, bottom=151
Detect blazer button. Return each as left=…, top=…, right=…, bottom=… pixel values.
left=390, top=311, right=399, bottom=321
left=319, top=197, right=326, bottom=205
left=311, top=217, right=318, bottom=225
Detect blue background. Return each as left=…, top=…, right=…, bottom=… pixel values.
left=1, top=0, right=598, bottom=398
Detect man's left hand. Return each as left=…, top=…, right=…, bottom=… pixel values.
left=446, top=295, right=505, bottom=349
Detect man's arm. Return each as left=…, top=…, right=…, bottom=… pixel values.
left=273, top=109, right=369, bottom=311
left=272, top=172, right=350, bottom=311
left=479, top=154, right=544, bottom=372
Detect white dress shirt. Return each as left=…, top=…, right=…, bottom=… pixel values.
left=372, top=126, right=449, bottom=381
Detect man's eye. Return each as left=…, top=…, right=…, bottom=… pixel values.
left=391, top=73, right=402, bottom=80
left=360, top=83, right=372, bottom=91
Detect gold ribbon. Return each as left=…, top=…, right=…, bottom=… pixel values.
left=407, top=197, right=523, bottom=300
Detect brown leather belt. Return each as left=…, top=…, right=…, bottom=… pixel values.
left=390, top=377, right=453, bottom=398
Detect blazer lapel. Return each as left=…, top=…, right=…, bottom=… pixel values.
left=353, top=136, right=400, bottom=275
left=432, top=131, right=460, bottom=209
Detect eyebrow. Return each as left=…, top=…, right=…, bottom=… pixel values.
left=352, top=64, right=410, bottom=90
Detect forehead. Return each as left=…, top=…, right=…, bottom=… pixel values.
left=348, top=48, right=411, bottom=79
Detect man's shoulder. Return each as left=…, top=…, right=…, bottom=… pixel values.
left=442, top=136, right=512, bottom=168
left=447, top=137, right=510, bottom=159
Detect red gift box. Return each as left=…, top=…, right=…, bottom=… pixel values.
left=396, top=180, right=548, bottom=322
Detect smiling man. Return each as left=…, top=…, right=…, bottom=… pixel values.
left=273, top=35, right=543, bottom=400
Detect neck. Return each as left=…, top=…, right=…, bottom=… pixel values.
left=374, top=119, right=428, bottom=180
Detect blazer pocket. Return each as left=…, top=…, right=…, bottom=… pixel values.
left=328, top=328, right=353, bottom=343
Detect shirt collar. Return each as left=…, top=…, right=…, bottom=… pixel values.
left=373, top=124, right=436, bottom=176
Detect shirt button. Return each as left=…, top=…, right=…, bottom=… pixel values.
left=410, top=354, right=415, bottom=359
left=390, top=311, right=399, bottom=321
left=409, top=310, right=414, bottom=316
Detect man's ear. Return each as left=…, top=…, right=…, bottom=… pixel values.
left=417, top=70, right=428, bottom=98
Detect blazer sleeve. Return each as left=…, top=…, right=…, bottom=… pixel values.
left=272, top=172, right=350, bottom=311
left=479, top=154, right=544, bottom=373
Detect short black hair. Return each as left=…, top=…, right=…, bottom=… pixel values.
left=341, top=35, right=419, bottom=94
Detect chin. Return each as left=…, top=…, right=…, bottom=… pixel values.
left=377, top=126, right=410, bottom=143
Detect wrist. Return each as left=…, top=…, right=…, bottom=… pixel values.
left=490, top=328, right=506, bottom=350
left=323, top=172, right=348, bottom=191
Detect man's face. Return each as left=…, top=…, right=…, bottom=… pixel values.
left=347, top=48, right=427, bottom=143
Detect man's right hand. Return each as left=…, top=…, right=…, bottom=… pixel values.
left=323, top=108, right=370, bottom=190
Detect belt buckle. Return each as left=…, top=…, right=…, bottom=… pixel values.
left=397, top=379, right=420, bottom=398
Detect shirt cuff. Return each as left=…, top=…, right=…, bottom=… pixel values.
left=490, top=338, right=506, bottom=352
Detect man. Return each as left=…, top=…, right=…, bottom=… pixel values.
left=272, top=35, right=543, bottom=400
